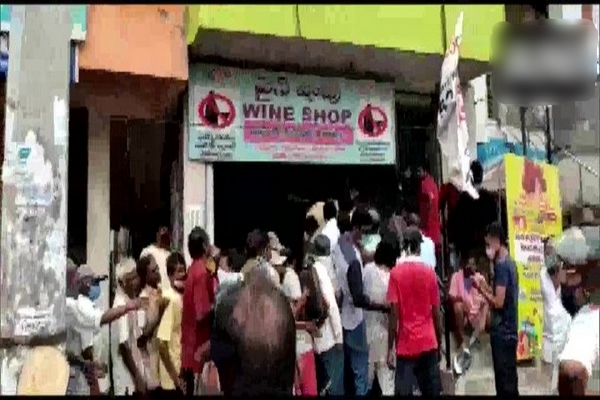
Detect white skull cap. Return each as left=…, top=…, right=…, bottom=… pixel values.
left=554, top=227, right=590, bottom=266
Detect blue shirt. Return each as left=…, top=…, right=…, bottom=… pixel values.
left=491, top=256, right=519, bottom=340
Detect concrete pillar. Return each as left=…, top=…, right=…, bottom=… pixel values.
left=86, top=106, right=110, bottom=392
left=182, top=100, right=207, bottom=265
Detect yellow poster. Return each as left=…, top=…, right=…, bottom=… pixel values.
left=504, top=153, right=563, bottom=361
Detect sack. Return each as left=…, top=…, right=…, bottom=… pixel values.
left=198, top=361, right=221, bottom=395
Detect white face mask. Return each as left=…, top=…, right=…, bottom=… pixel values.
left=485, top=246, right=496, bottom=260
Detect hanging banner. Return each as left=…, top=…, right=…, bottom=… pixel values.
left=504, top=153, right=563, bottom=361
left=188, top=64, right=396, bottom=165
left=436, top=12, right=477, bottom=198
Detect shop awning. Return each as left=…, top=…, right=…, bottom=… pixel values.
left=0, top=33, right=78, bottom=83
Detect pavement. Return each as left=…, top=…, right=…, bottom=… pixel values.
left=447, top=334, right=554, bottom=395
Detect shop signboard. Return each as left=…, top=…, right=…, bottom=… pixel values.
left=188, top=64, right=396, bottom=165
left=504, top=153, right=563, bottom=361
left=0, top=5, right=87, bottom=41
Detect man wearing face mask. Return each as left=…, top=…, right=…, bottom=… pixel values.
left=556, top=227, right=600, bottom=395
left=472, top=222, right=519, bottom=396
left=141, top=224, right=173, bottom=290
left=65, top=265, right=142, bottom=395
left=333, top=207, right=389, bottom=395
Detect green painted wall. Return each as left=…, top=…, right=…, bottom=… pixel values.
left=444, top=5, right=505, bottom=61
left=187, top=5, right=504, bottom=61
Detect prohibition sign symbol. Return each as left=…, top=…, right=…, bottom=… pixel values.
left=358, top=104, right=388, bottom=138
left=197, top=91, right=236, bottom=129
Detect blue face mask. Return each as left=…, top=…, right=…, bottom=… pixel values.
left=88, top=284, right=101, bottom=302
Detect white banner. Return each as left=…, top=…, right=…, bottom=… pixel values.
left=436, top=12, right=478, bottom=199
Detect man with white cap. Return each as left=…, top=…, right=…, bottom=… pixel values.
left=555, top=227, right=600, bottom=395
left=65, top=264, right=142, bottom=395
left=110, top=258, right=148, bottom=395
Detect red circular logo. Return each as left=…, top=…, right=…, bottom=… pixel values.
left=358, top=105, right=388, bottom=138
left=197, top=92, right=236, bottom=129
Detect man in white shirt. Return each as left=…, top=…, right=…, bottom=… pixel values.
left=321, top=200, right=341, bottom=253
left=111, top=258, right=147, bottom=396
left=400, top=213, right=436, bottom=269
left=556, top=228, right=600, bottom=395
left=363, top=240, right=397, bottom=395
left=140, top=224, right=172, bottom=290
left=65, top=265, right=141, bottom=395
left=310, top=235, right=344, bottom=395
left=540, top=239, right=571, bottom=381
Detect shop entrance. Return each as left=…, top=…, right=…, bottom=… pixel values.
left=109, top=118, right=181, bottom=258
left=213, top=162, right=398, bottom=261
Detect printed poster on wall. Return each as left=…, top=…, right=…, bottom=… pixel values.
left=188, top=64, right=396, bottom=165
left=504, top=153, right=563, bottom=361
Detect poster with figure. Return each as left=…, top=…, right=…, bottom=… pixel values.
left=504, top=153, right=563, bottom=361
left=187, top=64, right=396, bottom=165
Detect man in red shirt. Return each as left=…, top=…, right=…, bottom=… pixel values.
left=416, top=161, right=441, bottom=268
left=386, top=227, right=443, bottom=396
left=181, top=226, right=216, bottom=396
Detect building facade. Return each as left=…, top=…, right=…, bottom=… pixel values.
left=183, top=5, right=505, bottom=255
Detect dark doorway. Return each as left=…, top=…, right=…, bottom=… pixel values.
left=213, top=162, right=398, bottom=261
left=67, top=107, right=89, bottom=265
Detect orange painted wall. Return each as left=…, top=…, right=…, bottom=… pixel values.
left=78, top=5, right=188, bottom=80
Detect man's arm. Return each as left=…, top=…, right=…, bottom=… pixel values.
left=429, top=270, right=442, bottom=358
left=116, top=316, right=146, bottom=393
left=156, top=302, right=181, bottom=391
left=193, top=273, right=213, bottom=324
left=347, top=259, right=389, bottom=313
left=386, top=272, right=399, bottom=355
left=476, top=264, right=507, bottom=309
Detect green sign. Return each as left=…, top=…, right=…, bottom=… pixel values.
left=0, top=5, right=87, bottom=41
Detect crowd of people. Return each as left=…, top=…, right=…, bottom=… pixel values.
left=61, top=158, right=599, bottom=396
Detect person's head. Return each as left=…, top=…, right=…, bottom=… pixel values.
left=323, top=200, right=338, bottom=222
left=374, top=239, right=399, bottom=269
left=416, top=159, right=431, bottom=180
left=116, top=258, right=139, bottom=298
left=231, top=271, right=296, bottom=394
left=350, top=207, right=373, bottom=244
left=228, top=248, right=245, bottom=272
left=76, top=265, right=107, bottom=301
left=304, top=216, right=319, bottom=241
left=403, top=226, right=423, bottom=256
left=461, top=250, right=478, bottom=278
left=310, top=234, right=331, bottom=259
left=156, top=224, right=171, bottom=250
left=137, top=254, right=160, bottom=289
left=405, top=212, right=421, bottom=230
left=166, top=252, right=187, bottom=292
left=485, top=222, right=506, bottom=260
left=245, top=229, right=270, bottom=260
left=555, top=228, right=596, bottom=308
left=188, top=226, right=210, bottom=260
left=470, top=160, right=484, bottom=187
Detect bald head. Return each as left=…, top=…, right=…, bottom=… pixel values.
left=230, top=271, right=295, bottom=395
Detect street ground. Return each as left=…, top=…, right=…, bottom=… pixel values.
left=451, top=335, right=553, bottom=395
